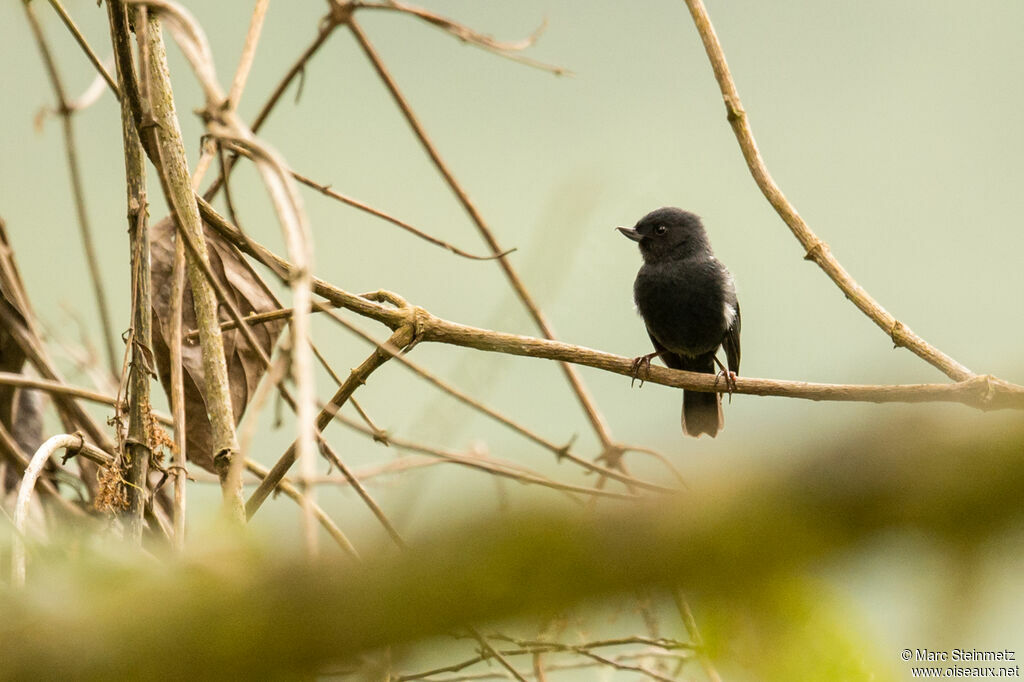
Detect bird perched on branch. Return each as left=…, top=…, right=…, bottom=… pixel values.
left=618, top=207, right=740, bottom=437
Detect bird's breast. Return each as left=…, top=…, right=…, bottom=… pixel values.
left=633, top=261, right=729, bottom=356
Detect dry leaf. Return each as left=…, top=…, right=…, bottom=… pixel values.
left=150, top=217, right=285, bottom=472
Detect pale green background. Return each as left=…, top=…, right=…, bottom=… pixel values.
left=2, top=1, right=1022, bottom=678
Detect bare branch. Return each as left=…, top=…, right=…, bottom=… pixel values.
left=245, top=324, right=416, bottom=519
left=227, top=0, right=270, bottom=111
left=672, top=589, right=721, bottom=682
left=682, top=0, right=975, bottom=382
left=225, top=142, right=515, bottom=261
left=0, top=372, right=165, bottom=421
left=245, top=460, right=361, bottom=560
left=23, top=1, right=120, bottom=377
left=198, top=203, right=1024, bottom=411
left=350, top=0, right=570, bottom=75
left=348, top=19, right=617, bottom=456
left=169, top=230, right=188, bottom=549
left=332, top=410, right=642, bottom=501
left=46, top=0, right=120, bottom=99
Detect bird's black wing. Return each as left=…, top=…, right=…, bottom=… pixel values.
left=722, top=300, right=741, bottom=374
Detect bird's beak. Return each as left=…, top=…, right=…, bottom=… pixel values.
left=617, top=226, right=643, bottom=242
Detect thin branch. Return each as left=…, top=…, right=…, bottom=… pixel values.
left=350, top=0, right=570, bottom=75
left=672, top=589, right=721, bottom=682
left=245, top=460, right=361, bottom=560
left=169, top=228, right=188, bottom=549
left=487, top=635, right=693, bottom=652
left=468, top=628, right=529, bottom=682
left=245, top=324, right=416, bottom=519
left=23, top=1, right=120, bottom=377
left=190, top=455, right=443, bottom=487
left=316, top=434, right=408, bottom=549
left=201, top=6, right=343, bottom=202
left=395, top=636, right=693, bottom=681
left=346, top=19, right=619, bottom=457
left=109, top=7, right=153, bottom=543
left=0, top=421, right=89, bottom=519
left=331, top=410, right=640, bottom=501
left=46, top=0, right=121, bottom=99
left=320, top=305, right=677, bottom=494
left=224, top=142, right=514, bottom=261
left=0, top=372, right=165, bottom=420
left=227, top=0, right=270, bottom=111
left=189, top=0, right=270, bottom=197
left=577, top=650, right=676, bottom=682
left=682, top=0, right=975, bottom=382
left=249, top=10, right=340, bottom=135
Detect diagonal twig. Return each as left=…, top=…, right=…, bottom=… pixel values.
left=46, top=0, right=120, bottom=99
left=346, top=18, right=619, bottom=460
left=682, top=0, right=975, bottom=382
left=349, top=0, right=570, bottom=76
left=224, top=142, right=514, bottom=261
left=23, top=1, right=120, bottom=378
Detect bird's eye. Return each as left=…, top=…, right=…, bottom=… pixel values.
left=655, top=225, right=667, bottom=235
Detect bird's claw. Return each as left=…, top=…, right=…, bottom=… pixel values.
left=630, top=353, right=658, bottom=388
left=714, top=369, right=738, bottom=402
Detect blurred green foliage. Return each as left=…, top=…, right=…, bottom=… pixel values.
left=2, top=421, right=1021, bottom=680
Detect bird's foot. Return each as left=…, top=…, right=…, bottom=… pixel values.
left=713, top=369, right=738, bottom=402
left=630, top=352, right=660, bottom=388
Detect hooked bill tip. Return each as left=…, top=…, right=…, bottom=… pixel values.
left=617, top=226, right=643, bottom=242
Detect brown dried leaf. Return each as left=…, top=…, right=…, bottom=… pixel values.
left=0, top=220, right=48, bottom=498
left=150, top=217, right=284, bottom=472
left=0, top=221, right=31, bottom=431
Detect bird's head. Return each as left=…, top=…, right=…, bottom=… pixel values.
left=617, top=207, right=710, bottom=262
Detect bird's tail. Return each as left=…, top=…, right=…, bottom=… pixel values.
left=679, top=354, right=722, bottom=438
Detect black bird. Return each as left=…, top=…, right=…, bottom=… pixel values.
left=618, top=207, right=740, bottom=438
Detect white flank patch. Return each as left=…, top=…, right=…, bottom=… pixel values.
left=723, top=302, right=737, bottom=328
